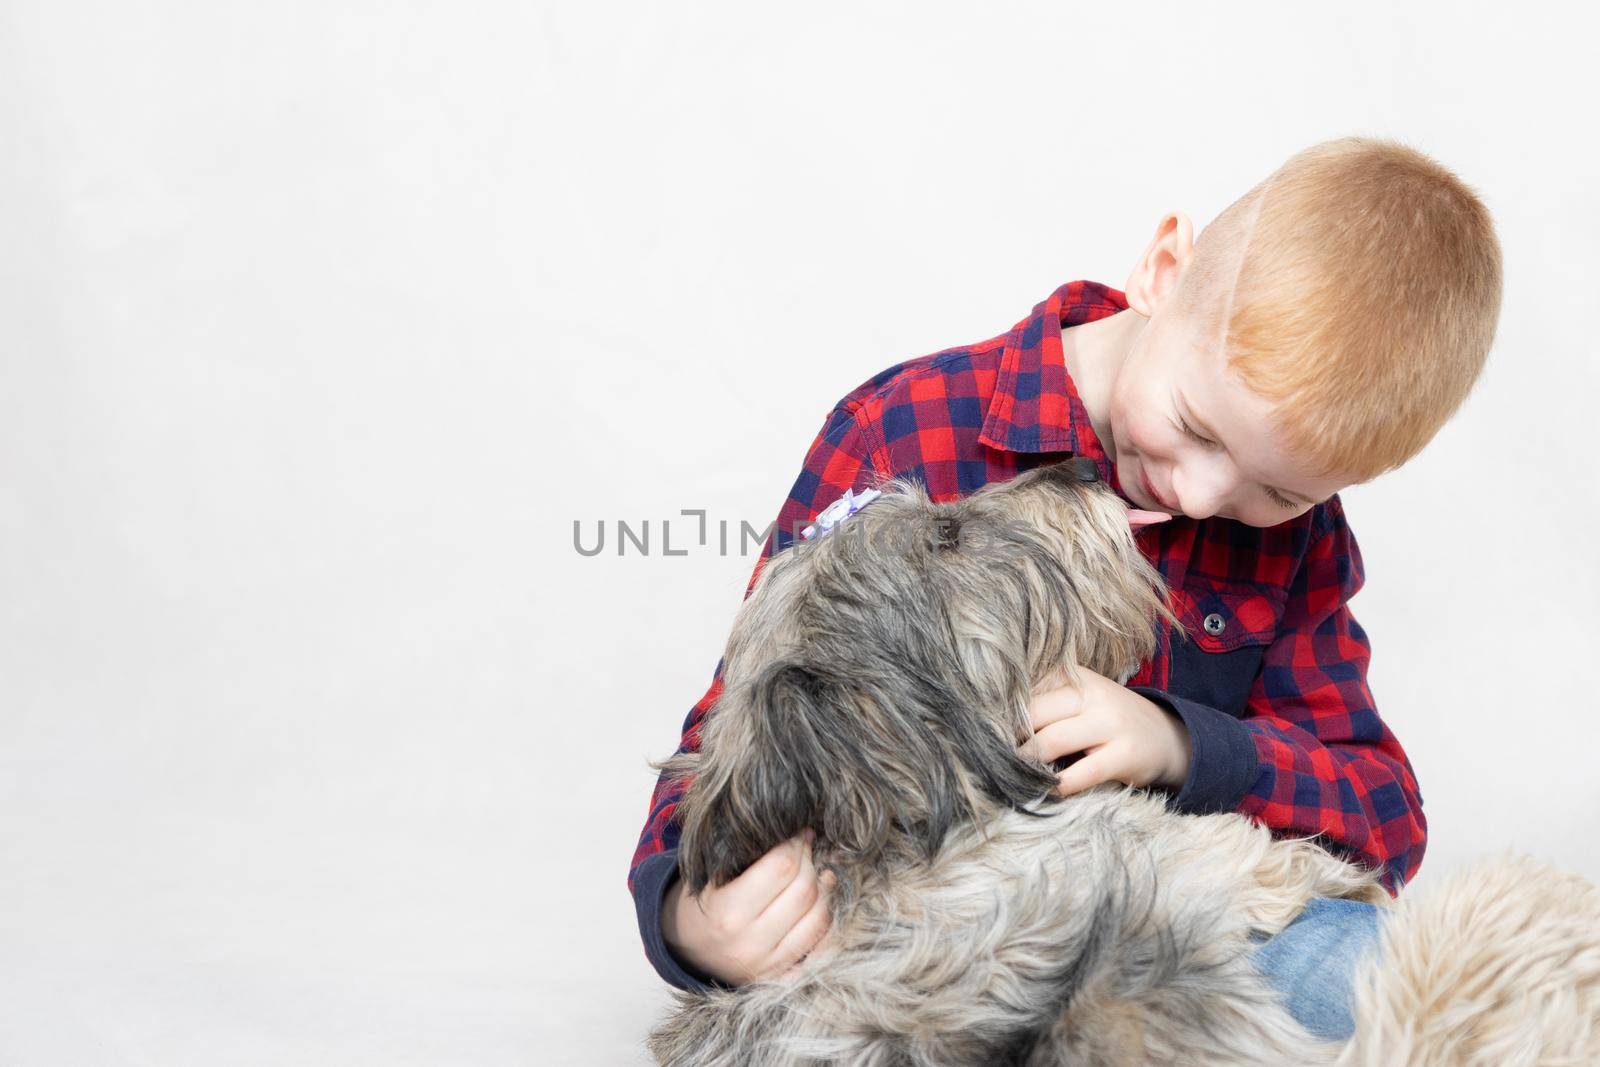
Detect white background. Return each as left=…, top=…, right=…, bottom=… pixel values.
left=2, top=2, right=1597, bottom=1064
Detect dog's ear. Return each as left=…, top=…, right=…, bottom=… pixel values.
left=677, top=657, right=1058, bottom=892
left=676, top=659, right=850, bottom=893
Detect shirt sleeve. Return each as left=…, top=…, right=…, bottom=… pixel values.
left=626, top=402, right=881, bottom=990
left=1134, top=495, right=1427, bottom=895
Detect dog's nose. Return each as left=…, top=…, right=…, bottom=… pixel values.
left=1037, top=457, right=1100, bottom=486
left=1061, top=457, right=1099, bottom=482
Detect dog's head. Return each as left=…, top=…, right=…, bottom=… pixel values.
left=661, top=461, right=1178, bottom=892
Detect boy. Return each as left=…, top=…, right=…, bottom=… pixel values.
left=628, top=137, right=1503, bottom=1039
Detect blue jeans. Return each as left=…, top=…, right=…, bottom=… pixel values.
left=1246, top=897, right=1386, bottom=1041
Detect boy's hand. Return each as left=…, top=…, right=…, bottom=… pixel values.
left=1019, top=666, right=1193, bottom=796
left=662, top=830, right=836, bottom=987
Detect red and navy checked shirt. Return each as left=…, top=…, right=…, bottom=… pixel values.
left=629, top=279, right=1427, bottom=991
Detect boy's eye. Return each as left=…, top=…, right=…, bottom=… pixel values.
left=1177, top=417, right=1218, bottom=449
left=1265, top=487, right=1300, bottom=510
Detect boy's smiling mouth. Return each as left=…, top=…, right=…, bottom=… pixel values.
left=1137, top=464, right=1180, bottom=514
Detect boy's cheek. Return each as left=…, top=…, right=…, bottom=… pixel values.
left=1112, top=408, right=1171, bottom=471
left=1113, top=398, right=1164, bottom=454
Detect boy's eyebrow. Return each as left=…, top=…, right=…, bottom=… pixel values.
left=1179, top=390, right=1327, bottom=508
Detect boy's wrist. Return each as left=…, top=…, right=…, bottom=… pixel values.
left=1159, top=706, right=1194, bottom=790
left=1129, top=685, right=1259, bottom=815
left=633, top=850, right=718, bottom=993
left=661, top=874, right=685, bottom=954
left=662, top=873, right=714, bottom=977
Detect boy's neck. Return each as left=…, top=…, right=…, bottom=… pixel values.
left=1061, top=309, right=1145, bottom=465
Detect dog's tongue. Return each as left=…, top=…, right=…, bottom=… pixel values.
left=1126, top=508, right=1173, bottom=531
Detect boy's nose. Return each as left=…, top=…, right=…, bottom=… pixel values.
left=1171, top=467, right=1232, bottom=521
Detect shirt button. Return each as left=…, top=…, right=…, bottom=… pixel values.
left=1202, top=612, right=1226, bottom=636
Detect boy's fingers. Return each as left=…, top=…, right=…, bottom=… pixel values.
left=1054, top=750, right=1116, bottom=796
left=767, top=871, right=835, bottom=980
left=1027, top=683, right=1084, bottom=731
left=1020, top=717, right=1105, bottom=764
left=748, top=839, right=823, bottom=951
left=719, top=834, right=811, bottom=931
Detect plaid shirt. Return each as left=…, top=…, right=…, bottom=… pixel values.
left=629, top=279, right=1427, bottom=991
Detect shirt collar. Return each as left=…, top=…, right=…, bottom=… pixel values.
left=978, top=280, right=1129, bottom=477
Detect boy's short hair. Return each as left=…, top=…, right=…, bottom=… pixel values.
left=1175, top=137, right=1504, bottom=482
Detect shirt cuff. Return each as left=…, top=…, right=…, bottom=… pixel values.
left=632, top=849, right=728, bottom=993
left=1129, top=686, right=1260, bottom=815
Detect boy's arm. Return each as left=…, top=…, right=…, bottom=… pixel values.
left=1132, top=494, right=1427, bottom=894
left=627, top=402, right=880, bottom=990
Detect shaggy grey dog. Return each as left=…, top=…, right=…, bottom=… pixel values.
left=648, top=461, right=1600, bottom=1067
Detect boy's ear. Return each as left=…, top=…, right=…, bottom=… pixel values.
left=1124, top=209, right=1196, bottom=316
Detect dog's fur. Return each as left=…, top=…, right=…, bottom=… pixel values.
left=648, top=462, right=1600, bottom=1066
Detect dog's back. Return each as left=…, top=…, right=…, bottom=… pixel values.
left=650, top=785, right=1354, bottom=1067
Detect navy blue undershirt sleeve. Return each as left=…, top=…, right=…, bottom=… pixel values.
left=632, top=849, right=729, bottom=994
left=1130, top=686, right=1260, bottom=815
